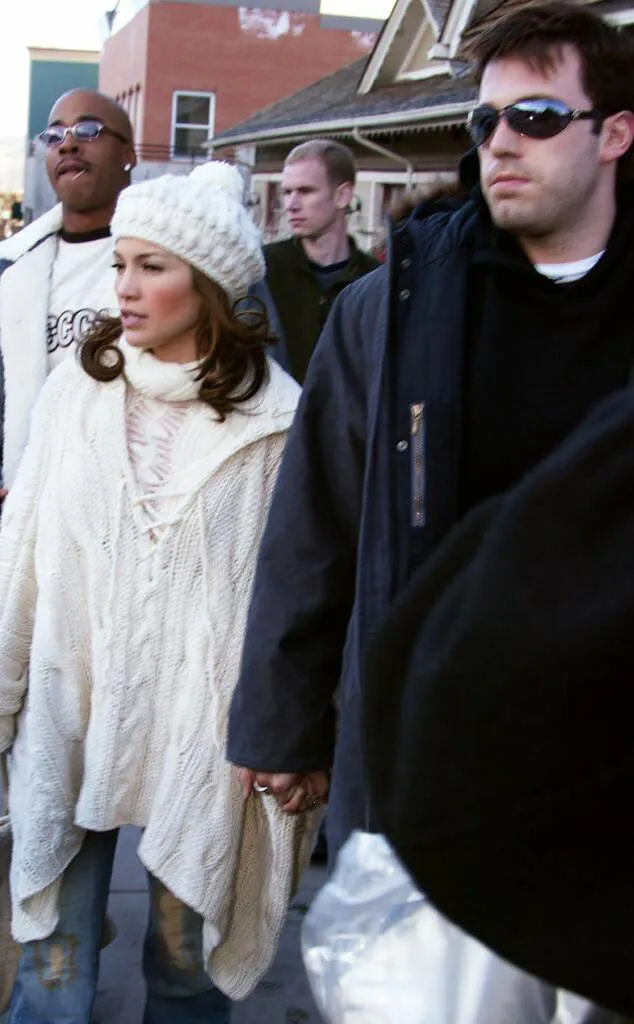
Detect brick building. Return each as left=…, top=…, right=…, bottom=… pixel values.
left=99, top=0, right=383, bottom=178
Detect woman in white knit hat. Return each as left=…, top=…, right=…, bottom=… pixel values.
left=0, top=161, right=324, bottom=1024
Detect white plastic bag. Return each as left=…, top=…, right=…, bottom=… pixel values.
left=301, top=832, right=618, bottom=1024
left=302, top=831, right=498, bottom=1024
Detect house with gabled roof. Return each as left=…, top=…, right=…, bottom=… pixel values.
left=210, top=0, right=634, bottom=249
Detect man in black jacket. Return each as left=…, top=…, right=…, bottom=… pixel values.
left=262, top=139, right=377, bottom=383
left=229, top=5, right=634, bottom=1011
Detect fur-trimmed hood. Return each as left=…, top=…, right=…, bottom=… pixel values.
left=388, top=149, right=479, bottom=225
left=0, top=205, right=63, bottom=264
left=1, top=230, right=61, bottom=487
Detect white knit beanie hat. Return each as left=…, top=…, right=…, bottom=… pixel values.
left=111, top=161, right=265, bottom=301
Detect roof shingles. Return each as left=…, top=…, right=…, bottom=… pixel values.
left=213, top=58, right=476, bottom=143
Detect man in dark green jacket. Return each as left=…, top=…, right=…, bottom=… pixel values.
left=264, top=139, right=378, bottom=384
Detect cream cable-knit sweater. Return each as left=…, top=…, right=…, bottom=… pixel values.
left=0, top=341, right=316, bottom=999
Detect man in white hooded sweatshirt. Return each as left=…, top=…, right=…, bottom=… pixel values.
left=0, top=88, right=136, bottom=498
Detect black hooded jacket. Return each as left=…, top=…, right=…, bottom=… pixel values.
left=228, top=152, right=634, bottom=870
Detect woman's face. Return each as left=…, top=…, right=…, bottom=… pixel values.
left=114, top=238, right=202, bottom=363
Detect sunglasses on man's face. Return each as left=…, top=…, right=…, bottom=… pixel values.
left=39, top=119, right=130, bottom=149
left=467, top=97, right=604, bottom=148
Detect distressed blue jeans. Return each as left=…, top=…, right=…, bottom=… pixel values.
left=7, top=830, right=231, bottom=1024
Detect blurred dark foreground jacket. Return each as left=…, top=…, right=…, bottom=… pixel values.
left=364, top=386, right=634, bottom=1017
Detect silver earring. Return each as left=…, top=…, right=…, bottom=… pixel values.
left=123, top=163, right=132, bottom=172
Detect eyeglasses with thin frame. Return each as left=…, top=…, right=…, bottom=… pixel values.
left=39, top=119, right=131, bottom=149
left=467, top=97, right=605, bottom=148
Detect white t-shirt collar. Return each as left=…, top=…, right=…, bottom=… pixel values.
left=534, top=251, right=605, bottom=284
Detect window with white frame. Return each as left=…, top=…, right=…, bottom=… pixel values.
left=171, top=92, right=215, bottom=158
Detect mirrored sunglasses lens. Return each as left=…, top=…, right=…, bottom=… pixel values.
left=468, top=109, right=498, bottom=146
left=74, top=121, right=103, bottom=140
left=40, top=128, right=65, bottom=147
left=508, top=102, right=569, bottom=139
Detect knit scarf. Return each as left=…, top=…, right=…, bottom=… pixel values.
left=120, top=335, right=201, bottom=402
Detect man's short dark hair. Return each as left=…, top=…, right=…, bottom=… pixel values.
left=284, top=139, right=356, bottom=188
left=464, top=1, right=634, bottom=118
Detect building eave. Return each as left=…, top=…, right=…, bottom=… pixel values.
left=439, top=0, right=634, bottom=55
left=27, top=46, right=101, bottom=63
left=358, top=0, right=417, bottom=95
left=209, top=98, right=474, bottom=150
left=439, top=0, right=477, bottom=56
left=422, top=0, right=447, bottom=33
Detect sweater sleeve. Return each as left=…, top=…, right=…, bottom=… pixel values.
left=0, top=368, right=62, bottom=750
left=227, top=279, right=372, bottom=773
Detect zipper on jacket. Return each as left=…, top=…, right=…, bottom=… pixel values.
left=410, top=402, right=426, bottom=528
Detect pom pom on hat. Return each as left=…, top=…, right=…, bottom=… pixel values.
left=111, top=161, right=265, bottom=300
left=189, top=160, right=246, bottom=202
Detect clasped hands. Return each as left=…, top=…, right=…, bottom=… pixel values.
left=238, top=768, right=329, bottom=814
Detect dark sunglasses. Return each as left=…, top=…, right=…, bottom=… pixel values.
left=467, top=98, right=604, bottom=147
left=39, top=119, right=130, bottom=148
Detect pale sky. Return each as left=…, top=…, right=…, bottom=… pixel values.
left=1, top=0, right=392, bottom=140
left=2, top=0, right=140, bottom=138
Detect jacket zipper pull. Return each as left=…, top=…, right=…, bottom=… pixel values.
left=410, top=402, right=426, bottom=528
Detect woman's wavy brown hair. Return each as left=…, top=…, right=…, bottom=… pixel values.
left=80, top=268, right=271, bottom=420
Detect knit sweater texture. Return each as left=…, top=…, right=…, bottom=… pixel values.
left=0, top=342, right=315, bottom=999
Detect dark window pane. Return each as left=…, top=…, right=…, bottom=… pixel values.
left=173, top=126, right=208, bottom=156
left=175, top=94, right=210, bottom=126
